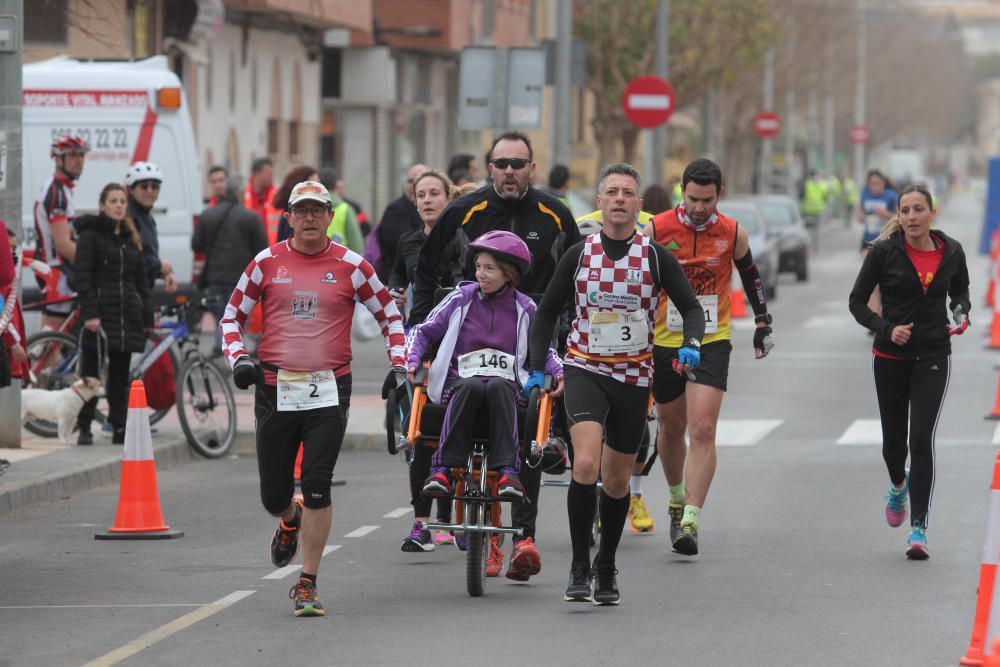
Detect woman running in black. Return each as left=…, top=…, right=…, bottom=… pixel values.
left=849, top=184, right=971, bottom=560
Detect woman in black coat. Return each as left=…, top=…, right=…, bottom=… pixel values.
left=74, top=183, right=153, bottom=444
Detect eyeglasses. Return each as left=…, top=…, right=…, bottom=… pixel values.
left=136, top=181, right=160, bottom=191
left=291, top=206, right=328, bottom=219
left=491, top=158, right=530, bottom=170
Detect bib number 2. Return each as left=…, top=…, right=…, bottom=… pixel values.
left=277, top=369, right=339, bottom=411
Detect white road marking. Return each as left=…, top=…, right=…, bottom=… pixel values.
left=80, top=590, right=254, bottom=666
left=382, top=507, right=412, bottom=519
left=714, top=419, right=785, bottom=446
left=0, top=603, right=202, bottom=609
left=261, top=545, right=341, bottom=580
left=836, top=419, right=882, bottom=446
left=993, top=423, right=1000, bottom=445
left=344, top=525, right=380, bottom=538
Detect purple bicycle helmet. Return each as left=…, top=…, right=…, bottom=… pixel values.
left=468, top=230, right=532, bottom=277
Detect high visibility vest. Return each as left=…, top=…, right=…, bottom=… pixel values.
left=801, top=179, right=827, bottom=216
left=671, top=182, right=683, bottom=207
left=576, top=209, right=654, bottom=233
left=827, top=177, right=842, bottom=203
left=842, top=178, right=859, bottom=205
left=244, top=181, right=281, bottom=245
left=326, top=202, right=351, bottom=245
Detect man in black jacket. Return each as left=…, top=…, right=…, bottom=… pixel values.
left=375, top=163, right=425, bottom=282
left=193, top=174, right=267, bottom=345
left=411, top=131, right=580, bottom=323
left=410, top=130, right=580, bottom=584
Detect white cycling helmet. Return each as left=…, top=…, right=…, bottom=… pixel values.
left=125, top=161, right=163, bottom=186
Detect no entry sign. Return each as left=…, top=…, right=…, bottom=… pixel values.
left=622, top=76, right=675, bottom=129
left=851, top=125, right=870, bottom=144
left=754, top=111, right=782, bottom=138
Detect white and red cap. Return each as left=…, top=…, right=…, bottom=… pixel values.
left=288, top=181, right=332, bottom=208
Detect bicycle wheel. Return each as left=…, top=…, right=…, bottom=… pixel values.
left=465, top=503, right=487, bottom=597
left=176, top=358, right=236, bottom=458
left=23, top=331, right=80, bottom=437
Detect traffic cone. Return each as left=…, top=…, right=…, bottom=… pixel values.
left=958, top=451, right=1000, bottom=665
left=987, top=640, right=1000, bottom=667
left=987, top=370, right=1000, bottom=420
left=989, top=304, right=1000, bottom=349
left=731, top=288, right=748, bottom=318
left=95, top=381, right=183, bottom=540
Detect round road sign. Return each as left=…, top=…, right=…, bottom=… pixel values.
left=622, top=76, right=676, bottom=129
left=754, top=111, right=782, bottom=138
left=851, top=125, right=871, bottom=144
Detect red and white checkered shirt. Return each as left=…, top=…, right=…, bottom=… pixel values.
left=220, top=239, right=405, bottom=384
left=565, top=233, right=659, bottom=386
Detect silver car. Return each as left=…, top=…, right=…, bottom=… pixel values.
left=748, top=194, right=811, bottom=282
left=718, top=199, right=780, bottom=301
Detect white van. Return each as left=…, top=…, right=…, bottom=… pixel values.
left=22, top=56, right=201, bottom=290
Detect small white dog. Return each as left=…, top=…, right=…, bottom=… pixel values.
left=21, top=377, right=104, bottom=445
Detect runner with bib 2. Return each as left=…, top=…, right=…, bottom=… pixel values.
left=221, top=180, right=406, bottom=618
left=530, top=163, right=705, bottom=606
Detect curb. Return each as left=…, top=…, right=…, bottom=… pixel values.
left=0, top=437, right=194, bottom=517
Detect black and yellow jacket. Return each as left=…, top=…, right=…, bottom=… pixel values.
left=411, top=184, right=580, bottom=324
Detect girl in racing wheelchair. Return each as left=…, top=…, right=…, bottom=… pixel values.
left=406, top=231, right=563, bottom=501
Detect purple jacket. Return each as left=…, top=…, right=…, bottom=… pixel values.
left=407, top=281, right=562, bottom=403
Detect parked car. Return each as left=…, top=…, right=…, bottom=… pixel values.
left=718, top=199, right=780, bottom=301
left=748, top=194, right=810, bottom=282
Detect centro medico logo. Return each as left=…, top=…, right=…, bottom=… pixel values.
left=588, top=291, right=600, bottom=305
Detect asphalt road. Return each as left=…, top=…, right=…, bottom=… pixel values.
left=1, top=192, right=997, bottom=667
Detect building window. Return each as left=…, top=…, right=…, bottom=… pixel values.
left=322, top=49, right=341, bottom=98
left=25, top=0, right=68, bottom=43
left=229, top=50, right=237, bottom=112
left=288, top=121, right=300, bottom=157
left=251, top=56, right=259, bottom=111
left=267, top=119, right=280, bottom=154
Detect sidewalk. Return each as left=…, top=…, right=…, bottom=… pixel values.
left=0, top=391, right=390, bottom=516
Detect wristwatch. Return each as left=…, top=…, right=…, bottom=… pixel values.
left=754, top=313, right=773, bottom=325
left=686, top=338, right=701, bottom=349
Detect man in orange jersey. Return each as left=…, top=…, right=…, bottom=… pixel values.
left=643, top=158, right=774, bottom=556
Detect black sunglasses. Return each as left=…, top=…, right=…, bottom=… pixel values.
left=491, top=158, right=530, bottom=170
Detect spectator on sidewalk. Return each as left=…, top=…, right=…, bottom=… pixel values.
left=245, top=158, right=279, bottom=244
left=447, top=153, right=480, bottom=185
left=125, top=161, right=178, bottom=294
left=318, top=167, right=371, bottom=238
left=206, top=165, right=229, bottom=208
left=74, top=184, right=154, bottom=445
left=193, top=174, right=267, bottom=344
left=1, top=221, right=27, bottom=391
left=316, top=167, right=364, bottom=252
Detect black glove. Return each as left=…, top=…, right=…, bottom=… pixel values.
left=381, top=366, right=409, bottom=399
left=753, top=325, right=774, bottom=359
left=232, top=358, right=261, bottom=390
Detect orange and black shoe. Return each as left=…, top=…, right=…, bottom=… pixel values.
left=270, top=498, right=303, bottom=567
left=506, top=536, right=542, bottom=581
left=496, top=467, right=525, bottom=500
left=486, top=534, right=505, bottom=577
left=422, top=467, right=452, bottom=498
left=289, top=578, right=325, bottom=617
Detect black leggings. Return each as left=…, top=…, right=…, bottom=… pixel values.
left=77, top=330, right=131, bottom=434
left=409, top=442, right=453, bottom=521
left=872, top=355, right=950, bottom=526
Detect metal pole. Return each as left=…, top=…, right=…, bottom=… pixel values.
left=824, top=38, right=835, bottom=175
left=759, top=47, right=774, bottom=194
left=704, top=87, right=716, bottom=160
left=854, top=0, right=867, bottom=189
left=808, top=76, right=818, bottom=174
left=0, top=0, right=21, bottom=447
left=785, top=24, right=797, bottom=198
left=646, top=0, right=669, bottom=186
left=552, top=0, right=572, bottom=167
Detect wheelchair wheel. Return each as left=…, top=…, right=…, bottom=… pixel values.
left=465, top=504, right=487, bottom=597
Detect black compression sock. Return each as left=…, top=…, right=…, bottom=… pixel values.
left=596, top=490, right=630, bottom=567
left=567, top=480, right=598, bottom=565
left=300, top=572, right=317, bottom=585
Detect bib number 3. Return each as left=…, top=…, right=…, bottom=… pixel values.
left=588, top=311, right=649, bottom=354
left=277, top=369, right=339, bottom=411
left=457, top=348, right=516, bottom=381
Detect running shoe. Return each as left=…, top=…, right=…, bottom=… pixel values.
left=592, top=563, right=621, bottom=606
left=564, top=562, right=592, bottom=602
left=400, top=521, right=435, bottom=552
left=628, top=494, right=655, bottom=533
left=422, top=468, right=452, bottom=498
left=434, top=530, right=456, bottom=547
left=270, top=498, right=303, bottom=567
left=486, top=534, right=505, bottom=577
left=906, top=523, right=929, bottom=560
left=496, top=467, right=525, bottom=500
left=668, top=502, right=684, bottom=544
left=455, top=532, right=467, bottom=552
left=885, top=473, right=909, bottom=527
left=506, top=536, right=542, bottom=581
left=77, top=430, right=94, bottom=446
left=289, top=578, right=325, bottom=617
left=672, top=520, right=699, bottom=556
